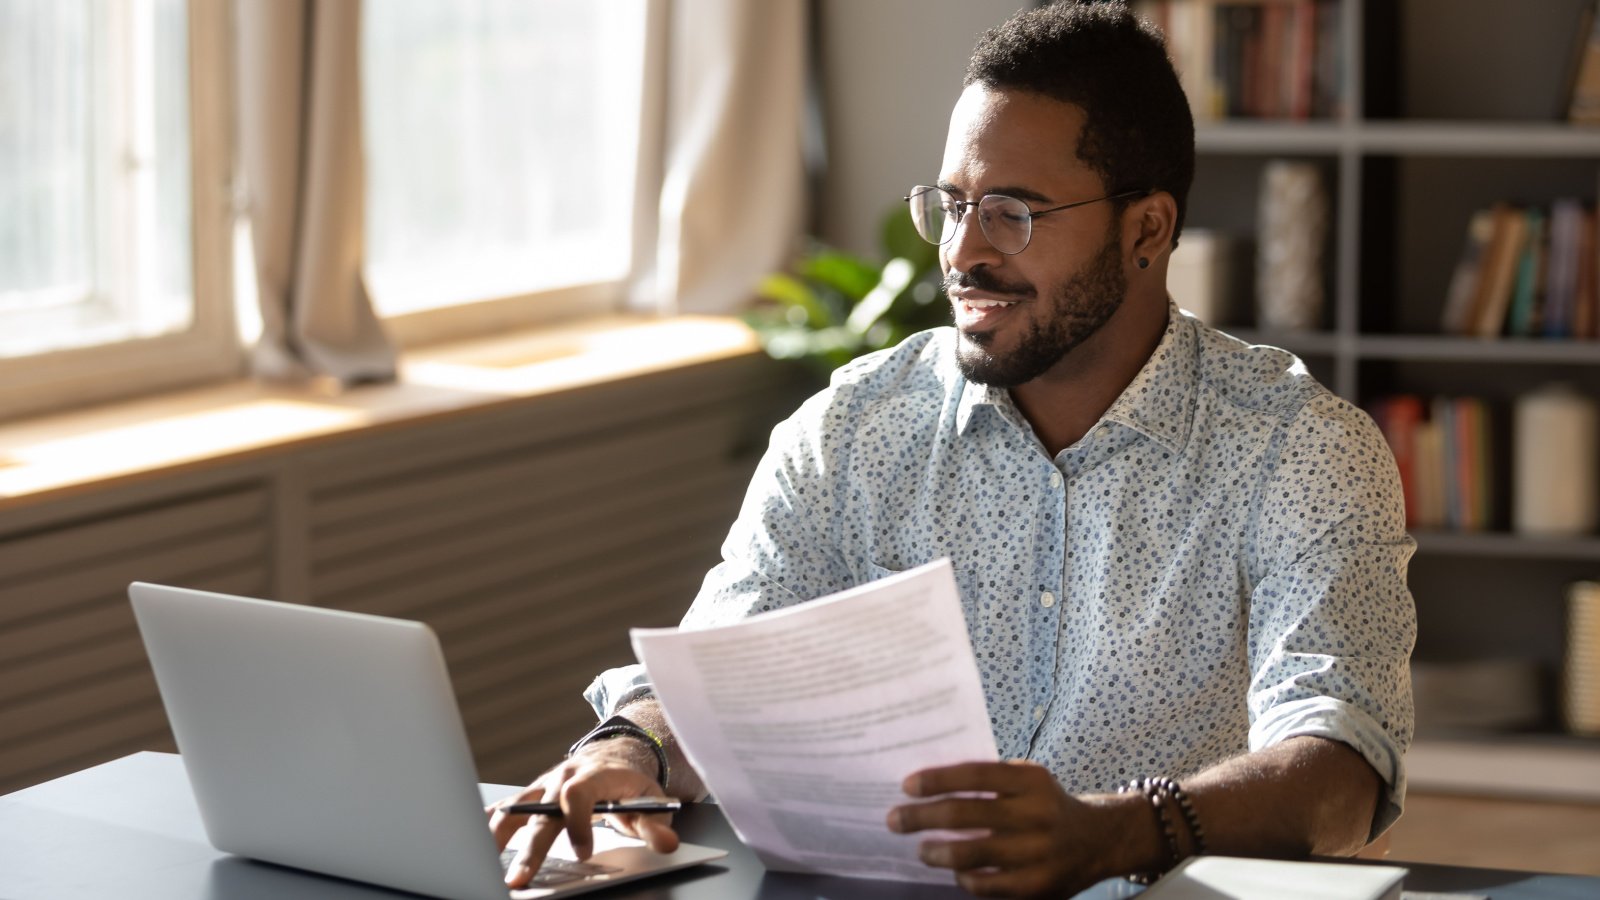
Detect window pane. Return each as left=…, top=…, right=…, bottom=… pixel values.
left=362, top=0, right=645, bottom=317
left=0, top=0, right=193, bottom=359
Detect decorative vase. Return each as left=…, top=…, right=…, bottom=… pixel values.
left=1255, top=161, right=1328, bottom=331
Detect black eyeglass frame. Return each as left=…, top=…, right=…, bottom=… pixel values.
left=903, top=185, right=1151, bottom=255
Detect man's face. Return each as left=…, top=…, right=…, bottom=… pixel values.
left=938, top=84, right=1127, bottom=387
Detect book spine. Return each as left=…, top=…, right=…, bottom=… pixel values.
left=1545, top=199, right=1583, bottom=338
left=1507, top=207, right=1546, bottom=338
left=1440, top=209, right=1494, bottom=335
left=1473, top=205, right=1529, bottom=339
left=1575, top=205, right=1598, bottom=339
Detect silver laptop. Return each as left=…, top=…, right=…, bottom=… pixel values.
left=128, top=582, right=725, bottom=900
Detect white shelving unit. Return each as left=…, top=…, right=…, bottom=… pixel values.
left=1182, top=0, right=1600, bottom=798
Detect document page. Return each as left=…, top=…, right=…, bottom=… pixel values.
left=630, top=559, right=997, bottom=883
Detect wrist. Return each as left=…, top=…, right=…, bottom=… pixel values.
left=568, top=714, right=671, bottom=792
left=1084, top=791, right=1170, bottom=883
left=571, top=732, right=659, bottom=776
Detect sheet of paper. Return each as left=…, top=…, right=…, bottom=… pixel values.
left=630, top=558, right=998, bottom=883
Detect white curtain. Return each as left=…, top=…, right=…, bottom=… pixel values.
left=235, top=0, right=804, bottom=362
left=634, top=0, right=809, bottom=316
left=235, top=0, right=397, bottom=384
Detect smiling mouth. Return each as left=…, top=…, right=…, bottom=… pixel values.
left=952, top=295, right=1022, bottom=331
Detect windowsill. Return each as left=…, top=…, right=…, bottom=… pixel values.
left=0, top=314, right=761, bottom=510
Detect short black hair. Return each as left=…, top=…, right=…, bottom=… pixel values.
left=965, top=0, right=1194, bottom=246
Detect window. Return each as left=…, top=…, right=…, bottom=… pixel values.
left=0, top=0, right=235, bottom=421
left=362, top=1, right=648, bottom=341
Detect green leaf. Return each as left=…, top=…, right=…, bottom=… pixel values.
left=756, top=273, right=831, bottom=328
left=845, top=257, right=918, bottom=334
left=799, top=250, right=881, bottom=302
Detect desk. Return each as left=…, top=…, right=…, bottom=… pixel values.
left=3, top=752, right=1596, bottom=899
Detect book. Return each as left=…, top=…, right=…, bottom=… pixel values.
left=1440, top=209, right=1495, bottom=335
left=1412, top=416, right=1445, bottom=529
left=1453, top=396, right=1491, bottom=531
left=1575, top=206, right=1598, bottom=339
left=1432, top=396, right=1461, bottom=528
left=1140, top=856, right=1407, bottom=899
left=1471, top=205, right=1530, bottom=338
left=1170, top=228, right=1245, bottom=325
left=1288, top=0, right=1316, bottom=119
left=1506, top=207, right=1546, bottom=338
left=1544, top=199, right=1585, bottom=338
left=1567, top=2, right=1600, bottom=124
left=1369, top=394, right=1423, bottom=528
left=1147, top=0, right=1338, bottom=122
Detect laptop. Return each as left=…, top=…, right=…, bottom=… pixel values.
left=128, top=582, right=726, bottom=900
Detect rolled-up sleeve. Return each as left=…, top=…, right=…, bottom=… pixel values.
left=1246, top=394, right=1417, bottom=839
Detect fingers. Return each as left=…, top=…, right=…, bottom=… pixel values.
left=901, top=759, right=1053, bottom=799
left=489, top=754, right=681, bottom=889
left=888, top=796, right=1007, bottom=834
left=503, top=818, right=568, bottom=888
left=910, top=831, right=1049, bottom=872
left=629, top=814, right=681, bottom=854
left=953, top=865, right=1058, bottom=899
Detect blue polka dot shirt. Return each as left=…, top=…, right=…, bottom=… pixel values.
left=589, top=302, right=1417, bottom=837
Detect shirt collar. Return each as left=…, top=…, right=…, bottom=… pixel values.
left=954, top=300, right=1199, bottom=456
left=1097, top=299, right=1198, bottom=456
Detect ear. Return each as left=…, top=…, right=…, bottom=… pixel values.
left=1123, top=191, right=1177, bottom=270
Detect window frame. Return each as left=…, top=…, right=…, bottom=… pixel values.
left=0, top=0, right=239, bottom=423
left=360, top=0, right=663, bottom=351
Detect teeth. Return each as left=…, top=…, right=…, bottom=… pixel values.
left=964, top=299, right=1014, bottom=309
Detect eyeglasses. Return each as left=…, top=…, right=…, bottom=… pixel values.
left=904, top=185, right=1147, bottom=255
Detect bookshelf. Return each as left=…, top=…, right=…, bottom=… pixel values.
left=1156, top=0, right=1600, bottom=797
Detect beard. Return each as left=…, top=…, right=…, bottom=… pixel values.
left=952, top=228, right=1127, bottom=388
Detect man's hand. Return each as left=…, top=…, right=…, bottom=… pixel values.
left=887, top=760, right=1119, bottom=899
left=487, top=742, right=679, bottom=889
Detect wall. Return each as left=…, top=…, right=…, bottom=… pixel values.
left=816, top=0, right=1030, bottom=258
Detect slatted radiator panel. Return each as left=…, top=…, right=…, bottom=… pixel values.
left=0, top=485, right=272, bottom=795
left=302, top=356, right=795, bottom=784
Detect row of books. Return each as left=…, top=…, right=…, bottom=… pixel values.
left=1367, top=394, right=1491, bottom=532
left=1440, top=200, right=1600, bottom=340
left=1132, top=0, right=1344, bottom=121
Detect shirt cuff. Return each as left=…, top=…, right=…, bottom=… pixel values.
left=583, top=664, right=655, bottom=720
left=1249, top=696, right=1409, bottom=842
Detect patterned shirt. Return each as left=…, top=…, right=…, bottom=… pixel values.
left=589, top=302, right=1416, bottom=836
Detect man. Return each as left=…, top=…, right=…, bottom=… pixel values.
left=491, top=3, right=1415, bottom=896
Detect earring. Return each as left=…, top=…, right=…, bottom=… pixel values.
left=1137, top=257, right=1149, bottom=270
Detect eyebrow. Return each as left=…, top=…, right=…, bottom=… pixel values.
left=936, top=180, right=1055, bottom=206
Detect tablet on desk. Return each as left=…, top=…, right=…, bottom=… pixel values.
left=128, top=582, right=726, bottom=900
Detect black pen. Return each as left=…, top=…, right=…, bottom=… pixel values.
left=503, top=798, right=682, bottom=817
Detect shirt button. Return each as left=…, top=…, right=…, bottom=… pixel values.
left=1049, top=470, right=1062, bottom=489
left=1040, top=591, right=1056, bottom=608
left=1032, top=705, right=1046, bottom=721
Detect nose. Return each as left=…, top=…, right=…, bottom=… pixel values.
left=943, top=204, right=1004, bottom=273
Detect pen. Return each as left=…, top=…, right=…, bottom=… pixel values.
left=503, top=798, right=682, bottom=817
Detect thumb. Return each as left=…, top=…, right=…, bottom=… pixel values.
left=634, top=816, right=681, bottom=854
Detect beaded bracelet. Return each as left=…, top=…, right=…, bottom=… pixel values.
left=1119, top=776, right=1207, bottom=883
left=1119, top=778, right=1178, bottom=884
left=1151, top=776, right=1208, bottom=856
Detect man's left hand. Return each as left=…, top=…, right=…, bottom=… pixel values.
left=887, top=760, right=1112, bottom=898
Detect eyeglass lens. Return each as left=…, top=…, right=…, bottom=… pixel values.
left=906, top=186, right=1034, bottom=255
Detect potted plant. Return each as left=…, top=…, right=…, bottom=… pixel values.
left=745, top=205, right=948, bottom=381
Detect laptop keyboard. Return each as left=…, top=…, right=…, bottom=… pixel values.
left=500, top=849, right=623, bottom=887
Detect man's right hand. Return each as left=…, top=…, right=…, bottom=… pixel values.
left=488, top=741, right=680, bottom=889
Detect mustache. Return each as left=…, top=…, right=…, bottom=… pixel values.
left=943, top=267, right=1036, bottom=299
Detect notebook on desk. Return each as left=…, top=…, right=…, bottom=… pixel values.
left=128, top=582, right=725, bottom=900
